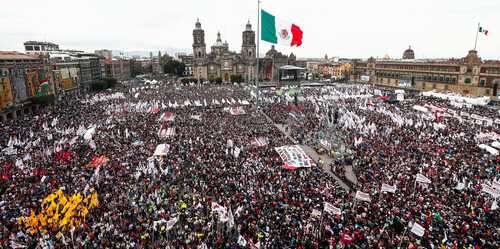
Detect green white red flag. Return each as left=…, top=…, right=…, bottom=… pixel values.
left=479, top=26, right=489, bottom=36
left=261, top=9, right=303, bottom=47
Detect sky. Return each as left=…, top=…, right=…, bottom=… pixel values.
left=1, top=0, right=499, bottom=59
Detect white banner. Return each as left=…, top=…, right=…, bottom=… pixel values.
left=381, top=183, right=397, bottom=193
left=481, top=184, right=500, bottom=198
left=324, top=202, right=342, bottom=215
left=275, top=145, right=315, bottom=170
left=416, top=173, right=431, bottom=184
left=191, top=115, right=202, bottom=121
left=355, top=191, right=371, bottom=202
left=410, top=222, right=425, bottom=237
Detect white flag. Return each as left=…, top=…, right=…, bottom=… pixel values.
left=454, top=181, right=466, bottom=191
left=15, top=159, right=24, bottom=169
left=84, top=127, right=96, bottom=141
left=491, top=199, right=498, bottom=210
left=381, top=183, right=397, bottom=193
left=311, top=209, right=322, bottom=217
left=410, top=222, right=425, bottom=237
left=228, top=207, right=235, bottom=228
left=237, top=235, right=247, bottom=247
left=211, top=202, right=226, bottom=214
left=233, top=147, right=241, bottom=158
left=492, top=179, right=500, bottom=190
left=89, top=140, right=97, bottom=150
left=355, top=191, right=371, bottom=202
left=153, top=219, right=167, bottom=231
left=166, top=217, right=178, bottom=231
left=235, top=206, right=244, bottom=217
left=416, top=173, right=431, bottom=184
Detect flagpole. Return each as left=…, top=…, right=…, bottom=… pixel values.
left=255, top=0, right=261, bottom=107
left=474, top=22, right=480, bottom=50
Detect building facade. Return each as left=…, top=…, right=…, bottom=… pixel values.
left=74, top=53, right=105, bottom=82
left=49, top=53, right=81, bottom=92
left=106, top=59, right=131, bottom=81
left=192, top=19, right=257, bottom=82
left=24, top=41, right=60, bottom=56
left=351, top=49, right=500, bottom=97
left=191, top=19, right=297, bottom=82
left=95, top=49, right=113, bottom=62
left=258, top=45, right=297, bottom=81
left=178, top=54, right=194, bottom=76
left=0, top=52, right=44, bottom=110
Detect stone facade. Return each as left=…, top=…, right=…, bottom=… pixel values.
left=192, top=19, right=256, bottom=82
left=351, top=50, right=500, bottom=97
left=191, top=19, right=299, bottom=83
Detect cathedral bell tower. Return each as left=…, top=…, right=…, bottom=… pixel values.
left=241, top=20, right=256, bottom=60
left=193, top=18, right=206, bottom=59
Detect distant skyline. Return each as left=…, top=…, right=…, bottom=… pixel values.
left=1, top=0, right=499, bottom=59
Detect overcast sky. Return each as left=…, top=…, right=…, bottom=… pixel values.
left=1, top=0, right=498, bottom=59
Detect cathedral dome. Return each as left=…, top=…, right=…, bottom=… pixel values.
left=214, top=32, right=224, bottom=47
left=403, top=46, right=415, bottom=59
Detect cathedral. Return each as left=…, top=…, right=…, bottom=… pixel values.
left=192, top=19, right=297, bottom=83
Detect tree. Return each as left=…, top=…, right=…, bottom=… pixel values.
left=29, top=95, right=55, bottom=106
left=164, top=61, right=186, bottom=77
left=89, top=78, right=118, bottom=92
left=160, top=54, right=174, bottom=65
left=181, top=78, right=198, bottom=84
left=230, top=75, right=244, bottom=84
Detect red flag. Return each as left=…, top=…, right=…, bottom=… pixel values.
left=341, top=232, right=354, bottom=244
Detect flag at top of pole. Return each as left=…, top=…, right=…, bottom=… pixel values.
left=473, top=22, right=488, bottom=50
left=479, top=26, right=489, bottom=36
left=261, top=9, right=303, bottom=47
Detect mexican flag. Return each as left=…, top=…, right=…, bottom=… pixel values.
left=40, top=78, right=49, bottom=90
left=261, top=9, right=303, bottom=47
left=479, top=26, right=489, bottom=36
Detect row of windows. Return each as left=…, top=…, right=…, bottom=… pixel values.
left=416, top=75, right=457, bottom=83
left=378, top=65, right=459, bottom=72
left=377, top=71, right=460, bottom=83
left=482, top=69, right=500, bottom=75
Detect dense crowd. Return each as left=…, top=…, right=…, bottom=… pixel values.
left=0, top=82, right=498, bottom=248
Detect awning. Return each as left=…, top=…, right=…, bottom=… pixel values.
left=279, top=65, right=306, bottom=70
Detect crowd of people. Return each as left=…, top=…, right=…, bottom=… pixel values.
left=0, top=81, right=498, bottom=248
left=263, top=85, right=499, bottom=248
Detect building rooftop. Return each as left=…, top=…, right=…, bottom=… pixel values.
left=0, top=51, right=39, bottom=60
left=23, top=41, right=59, bottom=46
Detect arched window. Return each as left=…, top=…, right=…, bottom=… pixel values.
left=198, top=51, right=201, bottom=57
left=248, top=51, right=252, bottom=57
